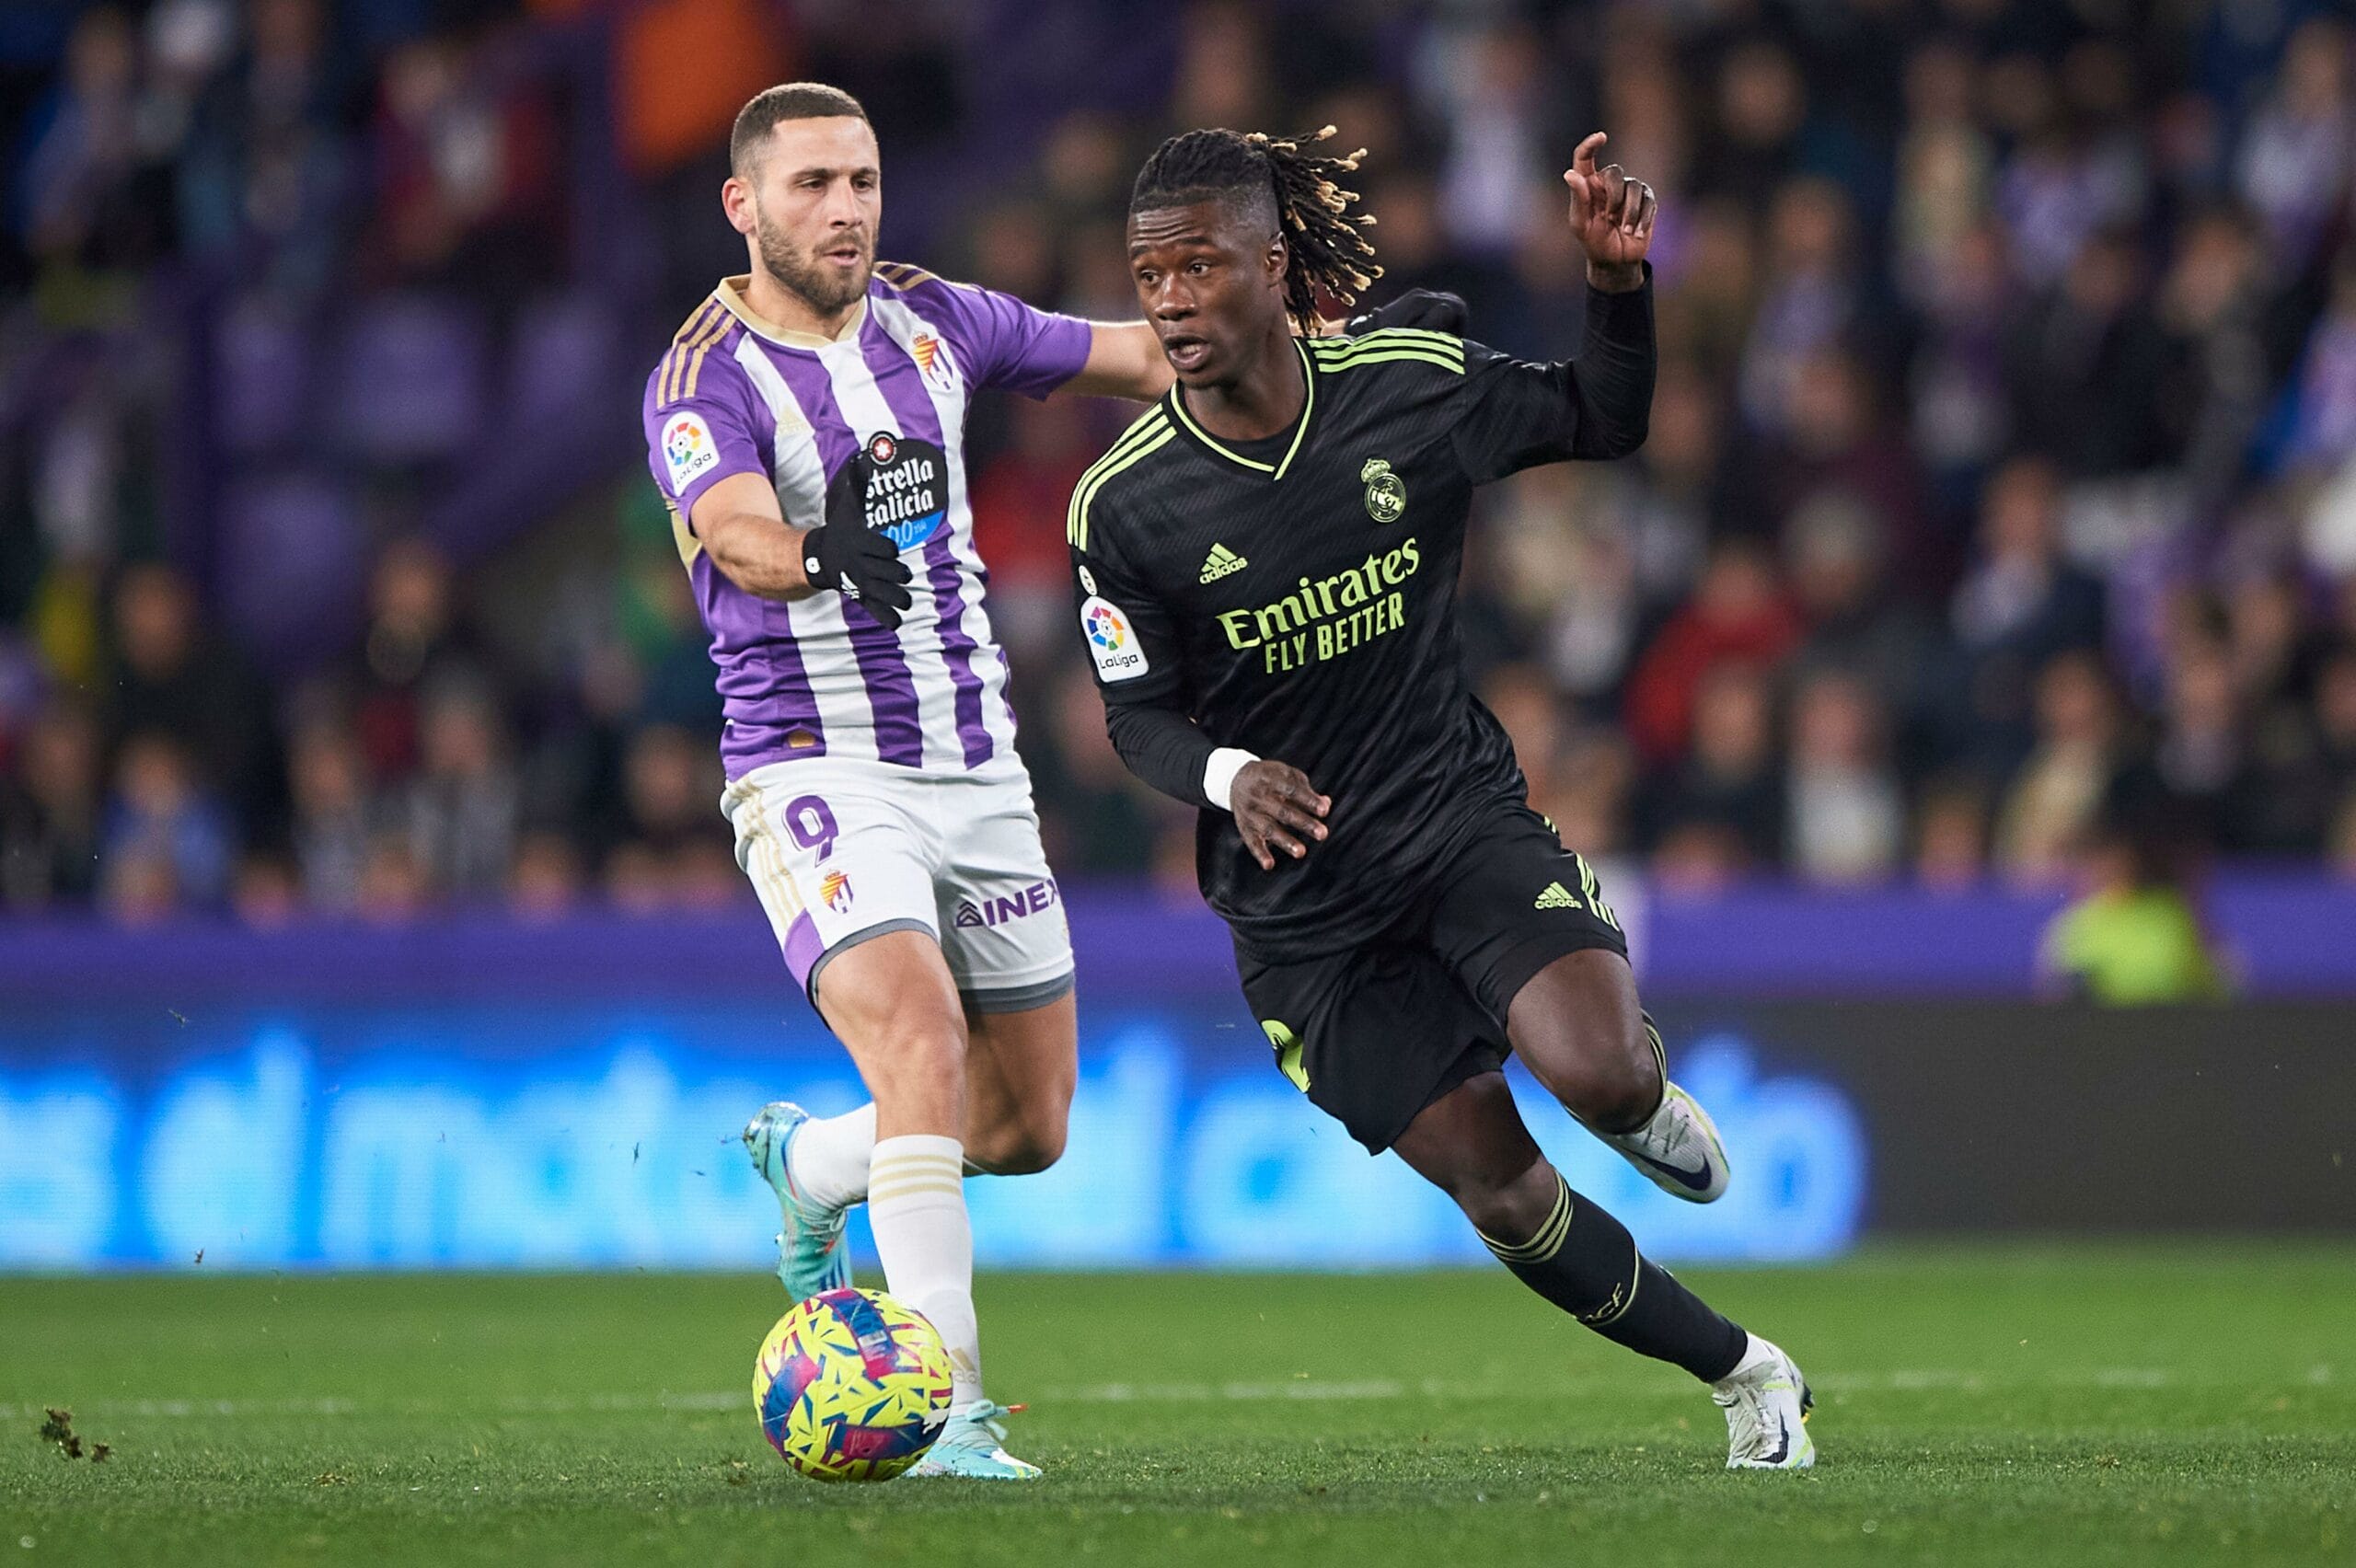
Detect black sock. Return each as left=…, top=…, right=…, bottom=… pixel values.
left=1478, top=1169, right=1748, bottom=1382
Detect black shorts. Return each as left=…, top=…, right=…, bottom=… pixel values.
left=1232, top=802, right=1630, bottom=1153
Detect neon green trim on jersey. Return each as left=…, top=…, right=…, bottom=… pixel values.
left=1067, top=409, right=1173, bottom=548
left=1067, top=420, right=1176, bottom=550
left=1311, top=325, right=1464, bottom=352
left=1168, top=340, right=1318, bottom=480
left=1312, top=349, right=1465, bottom=375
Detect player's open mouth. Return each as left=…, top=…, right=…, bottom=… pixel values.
left=1163, top=335, right=1210, bottom=372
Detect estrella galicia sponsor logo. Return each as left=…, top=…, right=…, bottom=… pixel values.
left=953, top=879, right=1060, bottom=928
left=1361, top=456, right=1406, bottom=523
left=829, top=431, right=949, bottom=550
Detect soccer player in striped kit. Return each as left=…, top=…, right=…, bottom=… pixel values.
left=647, top=83, right=1456, bottom=1478
left=641, top=82, right=1185, bottom=1479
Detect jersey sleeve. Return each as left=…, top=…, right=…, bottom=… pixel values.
left=1068, top=510, right=1188, bottom=709
left=1070, top=516, right=1218, bottom=808
left=901, top=272, right=1093, bottom=399
left=642, top=355, right=768, bottom=526
left=1448, top=274, right=1655, bottom=482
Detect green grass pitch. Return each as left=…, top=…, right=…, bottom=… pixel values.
left=5, top=1245, right=2351, bottom=1566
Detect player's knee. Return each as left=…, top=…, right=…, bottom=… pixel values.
left=1577, top=1043, right=1661, bottom=1134
left=1445, top=1158, right=1558, bottom=1242
left=1529, top=1020, right=1658, bottom=1134
left=859, top=1018, right=969, bottom=1127
left=970, top=1110, right=1066, bottom=1175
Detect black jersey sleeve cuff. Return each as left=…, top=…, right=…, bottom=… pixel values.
left=1103, top=698, right=1218, bottom=810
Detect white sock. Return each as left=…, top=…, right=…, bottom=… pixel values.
left=789, top=1103, right=876, bottom=1210
left=1718, top=1332, right=1777, bottom=1384
left=866, top=1133, right=984, bottom=1410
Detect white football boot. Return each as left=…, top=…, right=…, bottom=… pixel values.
left=1594, top=1081, right=1730, bottom=1203
left=1589, top=1014, right=1729, bottom=1203
left=1713, top=1335, right=1817, bottom=1470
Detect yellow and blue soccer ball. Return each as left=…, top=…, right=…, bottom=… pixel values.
left=753, top=1287, right=953, bottom=1482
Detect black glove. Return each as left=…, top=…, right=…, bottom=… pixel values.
left=798, top=524, right=914, bottom=629
left=1346, top=287, right=1470, bottom=337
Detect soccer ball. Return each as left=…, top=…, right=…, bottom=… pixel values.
left=752, top=1287, right=954, bottom=1482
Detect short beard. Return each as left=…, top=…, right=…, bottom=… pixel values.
left=756, top=212, right=872, bottom=317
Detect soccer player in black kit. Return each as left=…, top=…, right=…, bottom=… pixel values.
left=1068, top=126, right=1818, bottom=1469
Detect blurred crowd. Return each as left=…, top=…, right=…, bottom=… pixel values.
left=8, top=0, right=2356, bottom=929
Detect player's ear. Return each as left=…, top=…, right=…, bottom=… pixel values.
left=1265, top=233, right=1288, bottom=288
left=722, top=176, right=757, bottom=238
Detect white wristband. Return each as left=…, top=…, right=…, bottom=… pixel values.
left=1203, top=748, right=1259, bottom=813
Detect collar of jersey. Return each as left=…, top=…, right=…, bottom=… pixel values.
left=1165, top=339, right=1317, bottom=480
left=713, top=275, right=868, bottom=349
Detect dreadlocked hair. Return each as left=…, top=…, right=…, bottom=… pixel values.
left=1130, top=125, right=1382, bottom=333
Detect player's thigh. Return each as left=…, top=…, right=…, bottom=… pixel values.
left=1426, top=806, right=1651, bottom=1117
left=930, top=768, right=1076, bottom=1017
left=962, top=990, right=1078, bottom=1174
left=723, top=764, right=965, bottom=1127
left=1235, top=936, right=1505, bottom=1156
left=809, top=929, right=969, bottom=1136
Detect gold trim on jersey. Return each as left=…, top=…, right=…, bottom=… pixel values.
left=655, top=300, right=726, bottom=407
left=873, top=260, right=945, bottom=292
left=1167, top=339, right=1317, bottom=480
left=663, top=498, right=701, bottom=570
left=712, top=274, right=867, bottom=349
left=1066, top=406, right=1176, bottom=551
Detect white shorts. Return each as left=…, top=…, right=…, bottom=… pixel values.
left=722, top=757, right=1074, bottom=1013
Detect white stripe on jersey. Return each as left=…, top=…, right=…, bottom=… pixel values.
left=812, top=329, right=972, bottom=772
left=731, top=336, right=882, bottom=765
left=869, top=294, right=1019, bottom=756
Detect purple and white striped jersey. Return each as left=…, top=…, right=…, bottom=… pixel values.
left=641, top=267, right=1093, bottom=778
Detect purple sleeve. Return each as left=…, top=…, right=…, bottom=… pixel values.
left=915, top=278, right=1093, bottom=399
left=642, top=359, right=769, bottom=526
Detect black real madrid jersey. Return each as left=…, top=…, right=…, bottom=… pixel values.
left=1068, top=284, right=1655, bottom=960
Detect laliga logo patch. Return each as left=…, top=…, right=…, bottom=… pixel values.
left=828, top=432, right=949, bottom=550
left=1080, top=594, right=1148, bottom=682
left=910, top=332, right=956, bottom=395
left=820, top=870, right=854, bottom=915
left=662, top=413, right=719, bottom=493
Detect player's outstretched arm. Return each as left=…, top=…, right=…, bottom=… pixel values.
left=1066, top=323, right=1177, bottom=402
left=1057, top=292, right=1470, bottom=404
left=693, top=471, right=914, bottom=628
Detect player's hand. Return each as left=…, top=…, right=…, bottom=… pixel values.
left=798, top=524, right=914, bottom=629
left=1230, top=760, right=1330, bottom=871
left=1564, top=132, right=1655, bottom=290
left=1345, top=288, right=1470, bottom=337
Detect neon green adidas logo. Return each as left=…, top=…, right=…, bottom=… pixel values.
left=1199, top=542, right=1248, bottom=582
left=1534, top=882, right=1579, bottom=910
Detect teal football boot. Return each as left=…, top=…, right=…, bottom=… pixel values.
left=742, top=1101, right=851, bottom=1301
left=907, top=1400, right=1042, bottom=1480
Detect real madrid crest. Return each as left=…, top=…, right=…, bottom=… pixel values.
left=1361, top=457, right=1406, bottom=524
